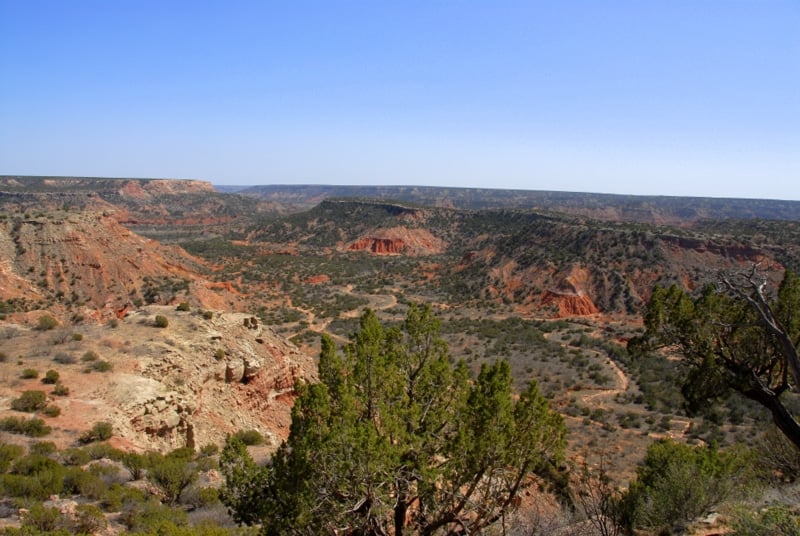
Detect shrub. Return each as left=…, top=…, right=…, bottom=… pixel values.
left=0, top=351, right=7, bottom=362
left=188, top=486, right=221, bottom=508
left=202, top=310, right=214, bottom=320
left=82, top=441, right=122, bottom=461
left=107, top=318, right=119, bottom=328
left=36, top=315, right=58, bottom=331
left=20, top=368, right=38, bottom=379
left=62, top=466, right=107, bottom=498
left=71, top=333, right=83, bottom=341
left=199, top=443, right=220, bottom=457
left=753, top=425, right=800, bottom=483
left=729, top=504, right=800, bottom=535
left=232, top=429, right=265, bottom=446
left=51, top=382, right=69, bottom=396
left=41, top=370, right=59, bottom=384
left=6, top=454, right=65, bottom=499
left=53, top=352, right=76, bottom=364
left=146, top=454, right=198, bottom=505
left=122, top=452, right=147, bottom=480
left=620, top=439, right=757, bottom=533
left=0, top=416, right=51, bottom=437
left=28, top=441, right=57, bottom=457
left=99, top=482, right=146, bottom=512
left=79, top=422, right=113, bottom=444
left=120, top=497, right=188, bottom=532
left=72, top=504, right=108, bottom=534
left=176, top=302, right=190, bottom=311
left=92, top=360, right=113, bottom=372
left=60, top=447, right=91, bottom=466
left=0, top=443, right=24, bottom=472
left=11, top=390, right=48, bottom=412
left=80, top=350, right=98, bottom=362
left=20, top=503, right=62, bottom=532
left=154, top=315, right=169, bottom=328
left=42, top=404, right=61, bottom=418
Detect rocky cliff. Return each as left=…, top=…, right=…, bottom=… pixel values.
left=0, top=210, right=243, bottom=322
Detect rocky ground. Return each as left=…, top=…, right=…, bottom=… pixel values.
left=0, top=305, right=316, bottom=454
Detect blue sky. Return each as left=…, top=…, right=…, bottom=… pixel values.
left=1, top=1, right=798, bottom=200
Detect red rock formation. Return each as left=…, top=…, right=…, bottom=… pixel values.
left=349, top=237, right=406, bottom=254
left=541, top=291, right=599, bottom=317
left=0, top=211, right=243, bottom=320
left=345, top=227, right=446, bottom=256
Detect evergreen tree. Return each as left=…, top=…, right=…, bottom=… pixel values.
left=221, top=304, right=566, bottom=535
left=630, top=268, right=800, bottom=449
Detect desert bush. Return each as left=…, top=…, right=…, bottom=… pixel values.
left=41, top=405, right=60, bottom=418
left=20, top=503, right=62, bottom=532
left=729, top=504, right=800, bottom=535
left=107, top=318, right=119, bottom=328
left=0, top=443, right=24, bottom=472
left=4, top=454, right=65, bottom=499
left=10, top=390, right=47, bottom=412
left=82, top=441, right=122, bottom=461
left=0, top=416, right=51, bottom=437
left=51, top=382, right=69, bottom=396
left=80, top=350, right=98, bottom=362
left=154, top=315, right=169, bottom=328
left=41, top=370, right=59, bottom=384
left=79, top=422, right=113, bottom=444
left=199, top=444, right=220, bottom=457
left=0, top=351, right=7, bottom=362
left=59, top=447, right=90, bottom=466
left=36, top=315, right=58, bottom=331
left=52, top=352, right=75, bottom=364
left=146, top=453, right=198, bottom=505
left=20, top=368, right=38, bottom=379
left=72, top=504, right=107, bottom=534
left=176, top=302, right=190, bottom=311
left=620, top=439, right=757, bottom=533
left=122, top=452, right=147, bottom=480
left=28, top=441, right=56, bottom=457
left=120, top=497, right=188, bottom=532
left=99, top=482, right=146, bottom=512
left=62, top=466, right=107, bottom=499
left=91, top=360, right=113, bottom=372
left=71, top=333, right=83, bottom=341
left=232, top=429, right=264, bottom=446
left=202, top=310, right=214, bottom=320
left=196, top=486, right=220, bottom=507
left=753, top=425, right=800, bottom=483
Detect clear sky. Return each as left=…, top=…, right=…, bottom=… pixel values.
left=1, top=1, right=798, bottom=200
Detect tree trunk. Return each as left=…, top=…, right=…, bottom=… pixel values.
left=394, top=490, right=407, bottom=536
left=744, top=387, right=800, bottom=451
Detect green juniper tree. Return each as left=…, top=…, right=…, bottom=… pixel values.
left=221, top=304, right=566, bottom=535
left=630, top=267, right=800, bottom=449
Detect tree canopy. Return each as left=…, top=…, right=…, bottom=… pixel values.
left=221, top=304, right=566, bottom=535
left=630, top=267, right=800, bottom=449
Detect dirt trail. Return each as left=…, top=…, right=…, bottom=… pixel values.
left=581, top=357, right=629, bottom=405
left=296, top=285, right=398, bottom=341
